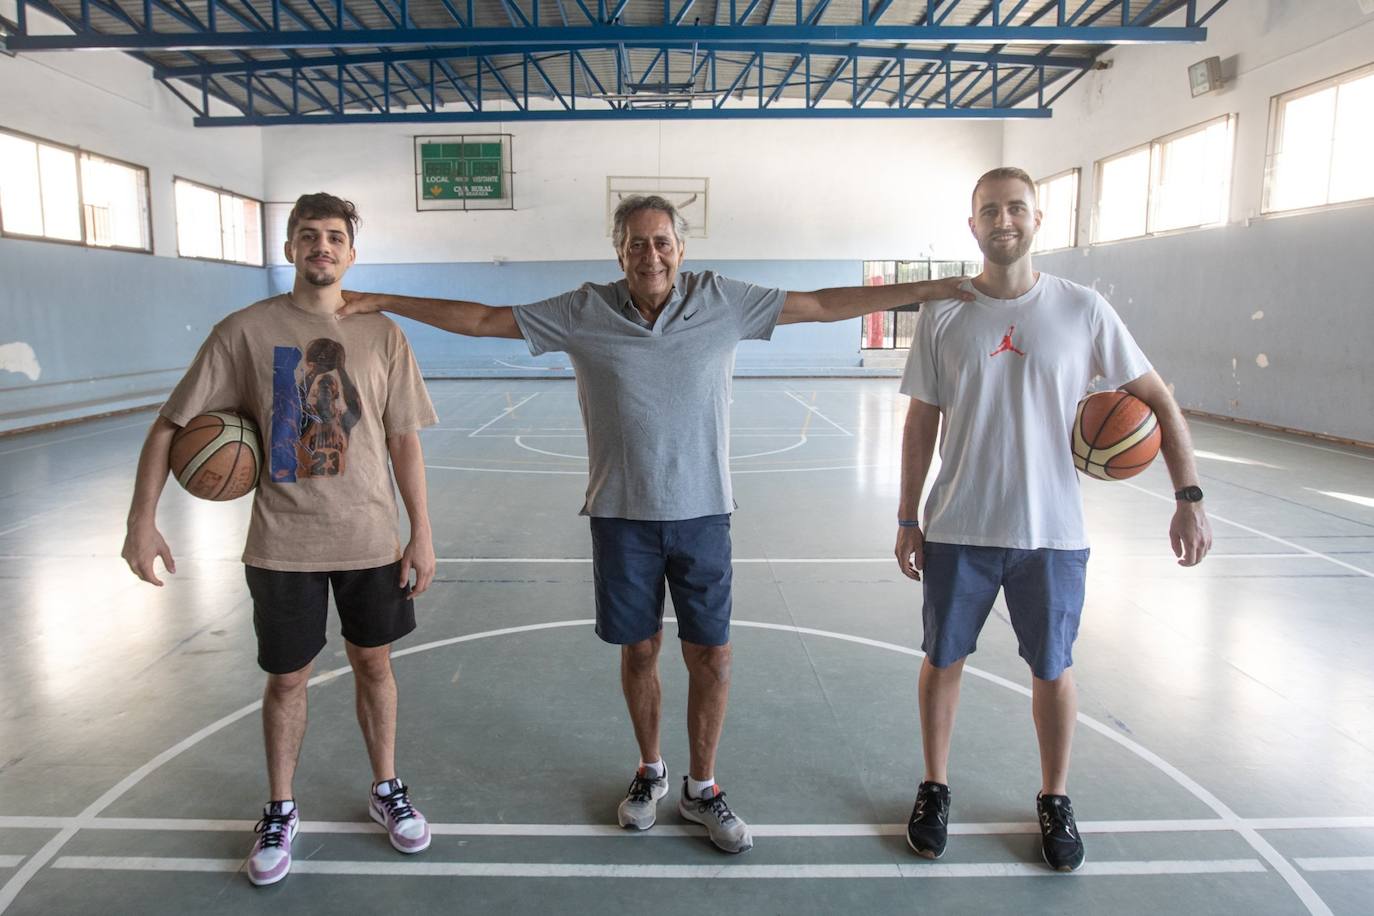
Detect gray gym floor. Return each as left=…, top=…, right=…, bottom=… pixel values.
left=1, top=378, right=1371, bottom=915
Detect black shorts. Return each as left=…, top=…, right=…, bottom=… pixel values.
left=244, top=561, right=416, bottom=674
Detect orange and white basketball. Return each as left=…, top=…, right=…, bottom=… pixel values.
left=168, top=411, right=262, bottom=501
left=1072, top=391, right=1161, bottom=481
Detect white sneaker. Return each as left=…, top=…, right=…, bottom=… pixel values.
left=617, top=763, right=670, bottom=830
left=247, top=802, right=299, bottom=886
left=369, top=779, right=431, bottom=854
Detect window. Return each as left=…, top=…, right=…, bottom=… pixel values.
left=1095, top=146, right=1150, bottom=242
left=860, top=259, right=982, bottom=349
left=174, top=177, right=264, bottom=266
left=0, top=128, right=151, bottom=251
left=1264, top=63, right=1374, bottom=213
left=1033, top=169, right=1079, bottom=252
left=1151, top=117, right=1234, bottom=232
left=1093, top=115, right=1235, bottom=243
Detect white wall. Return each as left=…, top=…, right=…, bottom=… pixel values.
left=0, top=5, right=270, bottom=430
left=262, top=117, right=999, bottom=264
left=0, top=5, right=266, bottom=257
left=1004, top=0, right=1374, bottom=233
left=1001, top=0, right=1374, bottom=443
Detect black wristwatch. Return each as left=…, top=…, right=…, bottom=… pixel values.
left=1174, top=485, right=1204, bottom=502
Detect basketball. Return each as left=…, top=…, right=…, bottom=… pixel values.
left=1072, top=390, right=1161, bottom=481
left=169, top=411, right=262, bottom=500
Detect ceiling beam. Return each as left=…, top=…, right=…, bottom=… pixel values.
left=8, top=23, right=1209, bottom=52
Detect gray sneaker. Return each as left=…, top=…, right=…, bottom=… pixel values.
left=617, top=763, right=670, bottom=830
left=677, top=778, right=753, bottom=854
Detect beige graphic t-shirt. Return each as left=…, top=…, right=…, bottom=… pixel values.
left=161, top=296, right=438, bottom=571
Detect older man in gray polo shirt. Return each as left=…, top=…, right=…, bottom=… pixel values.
left=342, top=195, right=969, bottom=853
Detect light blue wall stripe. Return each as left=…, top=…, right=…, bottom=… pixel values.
left=1036, top=204, right=1374, bottom=444
left=0, top=238, right=270, bottom=432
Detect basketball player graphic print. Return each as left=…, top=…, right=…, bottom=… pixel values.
left=268, top=337, right=362, bottom=482
left=989, top=324, right=1026, bottom=358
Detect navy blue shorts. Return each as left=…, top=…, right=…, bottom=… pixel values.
left=920, top=542, right=1090, bottom=680
left=589, top=514, right=733, bottom=647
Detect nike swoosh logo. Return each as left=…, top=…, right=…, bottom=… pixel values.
left=683, top=309, right=700, bottom=321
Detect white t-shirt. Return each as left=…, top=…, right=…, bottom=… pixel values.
left=899, top=273, right=1152, bottom=550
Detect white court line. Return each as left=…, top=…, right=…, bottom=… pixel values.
left=1197, top=421, right=1374, bottom=463
left=732, top=463, right=882, bottom=475
left=1296, top=857, right=1374, bottom=872
left=426, top=464, right=584, bottom=475
left=0, top=420, right=148, bottom=457
left=479, top=435, right=820, bottom=462
left=424, top=554, right=1321, bottom=565
left=468, top=393, right=540, bottom=438
left=728, top=621, right=1334, bottom=916
left=0, top=860, right=19, bottom=870
left=513, top=436, right=585, bottom=460
left=0, top=619, right=1333, bottom=915
left=783, top=391, right=853, bottom=436
left=423, top=463, right=890, bottom=476
left=732, top=437, right=810, bottom=460
left=6, top=815, right=1374, bottom=836
left=50, top=856, right=1265, bottom=879
left=0, top=553, right=1331, bottom=565
left=1123, top=482, right=1374, bottom=580
left=480, top=432, right=848, bottom=439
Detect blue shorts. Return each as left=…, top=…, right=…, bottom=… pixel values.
left=589, top=514, right=733, bottom=647
left=921, top=542, right=1090, bottom=680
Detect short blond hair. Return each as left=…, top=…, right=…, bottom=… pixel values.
left=971, top=167, right=1036, bottom=213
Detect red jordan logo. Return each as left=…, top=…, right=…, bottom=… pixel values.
left=989, top=325, right=1026, bottom=358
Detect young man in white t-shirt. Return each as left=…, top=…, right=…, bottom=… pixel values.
left=894, top=167, right=1213, bottom=871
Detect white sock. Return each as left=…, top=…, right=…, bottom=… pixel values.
left=687, top=776, right=716, bottom=798
left=267, top=799, right=296, bottom=815
left=639, top=759, right=666, bottom=779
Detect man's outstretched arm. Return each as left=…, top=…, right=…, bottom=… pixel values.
left=1122, top=369, right=1213, bottom=567
left=779, top=276, right=973, bottom=325
left=339, top=292, right=523, bottom=338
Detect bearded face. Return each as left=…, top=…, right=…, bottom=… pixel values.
left=969, top=177, right=1041, bottom=267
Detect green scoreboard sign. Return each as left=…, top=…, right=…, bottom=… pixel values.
left=420, top=141, right=504, bottom=200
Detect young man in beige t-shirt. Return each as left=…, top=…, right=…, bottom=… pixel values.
left=121, top=193, right=439, bottom=886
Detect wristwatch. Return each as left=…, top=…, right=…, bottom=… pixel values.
left=1174, top=485, right=1204, bottom=502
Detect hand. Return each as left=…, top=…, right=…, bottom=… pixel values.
left=1169, top=502, right=1212, bottom=567
left=398, top=533, right=436, bottom=597
left=122, top=522, right=176, bottom=586
left=338, top=290, right=387, bottom=318
left=921, top=276, right=976, bottom=303
left=895, top=525, right=926, bottom=581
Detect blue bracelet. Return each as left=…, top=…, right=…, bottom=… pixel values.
left=897, top=520, right=921, bottom=528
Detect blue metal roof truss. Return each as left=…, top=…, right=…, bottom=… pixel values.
left=2, top=0, right=1232, bottom=125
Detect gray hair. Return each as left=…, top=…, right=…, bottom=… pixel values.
left=611, top=195, right=689, bottom=252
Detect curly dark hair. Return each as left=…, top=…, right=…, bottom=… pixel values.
left=287, top=193, right=360, bottom=245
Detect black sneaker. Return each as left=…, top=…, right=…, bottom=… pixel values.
left=906, top=781, right=951, bottom=859
left=1036, top=792, right=1086, bottom=872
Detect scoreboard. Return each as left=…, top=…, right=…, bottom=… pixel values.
left=419, top=141, right=504, bottom=200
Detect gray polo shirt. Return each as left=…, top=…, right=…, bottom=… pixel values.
left=512, top=270, right=787, bottom=521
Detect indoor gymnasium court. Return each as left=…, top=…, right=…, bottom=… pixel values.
left=1, top=2, right=1371, bottom=914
